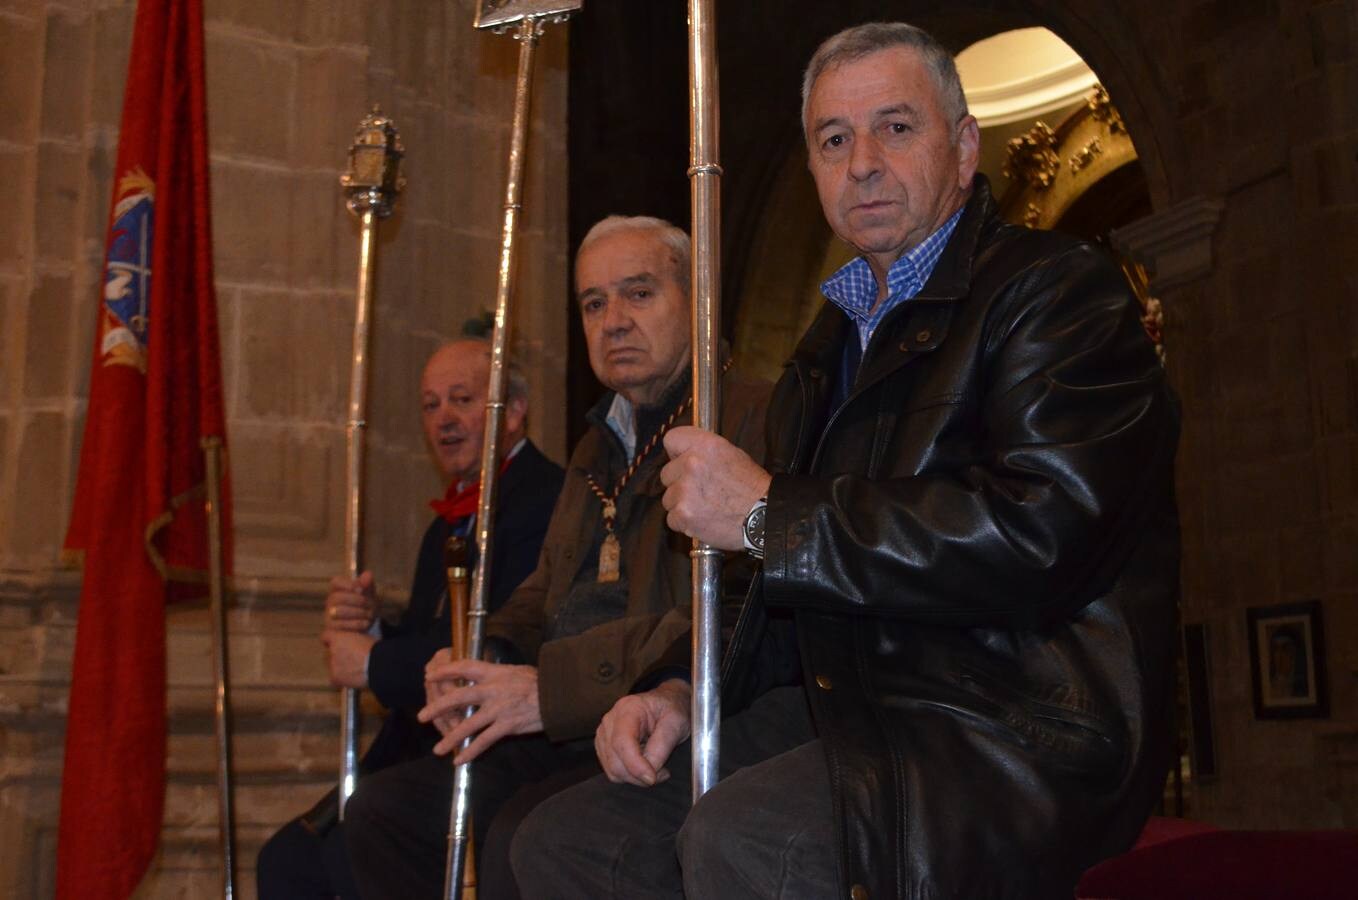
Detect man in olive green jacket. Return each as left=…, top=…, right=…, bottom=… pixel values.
left=344, top=215, right=767, bottom=900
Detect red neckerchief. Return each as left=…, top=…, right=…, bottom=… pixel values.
left=429, top=453, right=514, bottom=524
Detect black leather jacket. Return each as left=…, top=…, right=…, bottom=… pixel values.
left=724, top=180, right=1180, bottom=899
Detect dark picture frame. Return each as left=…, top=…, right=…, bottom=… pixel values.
left=1181, top=622, right=1217, bottom=778
left=1246, top=600, right=1328, bottom=720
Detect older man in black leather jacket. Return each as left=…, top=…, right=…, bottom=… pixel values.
left=512, top=22, right=1179, bottom=900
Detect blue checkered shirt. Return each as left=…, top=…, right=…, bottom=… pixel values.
left=821, top=206, right=965, bottom=351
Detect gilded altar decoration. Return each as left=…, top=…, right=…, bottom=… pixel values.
left=1069, top=138, right=1104, bottom=173
left=997, top=84, right=1138, bottom=231
left=1088, top=85, right=1127, bottom=135
left=1003, top=121, right=1061, bottom=190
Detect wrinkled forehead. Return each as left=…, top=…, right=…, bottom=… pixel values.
left=576, top=229, right=679, bottom=292
left=806, top=46, right=941, bottom=125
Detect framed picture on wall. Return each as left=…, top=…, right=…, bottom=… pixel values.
left=1246, top=600, right=1328, bottom=719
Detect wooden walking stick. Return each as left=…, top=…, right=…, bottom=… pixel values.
left=443, top=536, right=477, bottom=897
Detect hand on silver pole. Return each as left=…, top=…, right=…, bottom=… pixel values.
left=685, top=0, right=724, bottom=803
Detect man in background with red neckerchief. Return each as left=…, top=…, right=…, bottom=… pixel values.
left=257, top=337, right=563, bottom=899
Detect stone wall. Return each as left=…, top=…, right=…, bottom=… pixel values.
left=0, top=0, right=569, bottom=895
left=1128, top=0, right=1358, bottom=828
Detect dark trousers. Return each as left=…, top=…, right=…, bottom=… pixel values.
left=343, top=735, right=600, bottom=899
left=510, top=686, right=839, bottom=899
left=256, top=814, right=361, bottom=900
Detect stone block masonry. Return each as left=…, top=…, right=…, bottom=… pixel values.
left=0, top=0, right=568, bottom=895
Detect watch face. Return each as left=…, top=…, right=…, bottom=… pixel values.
left=746, top=505, right=766, bottom=548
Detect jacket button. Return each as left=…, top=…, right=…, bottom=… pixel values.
left=916, top=329, right=931, bottom=343
left=850, top=885, right=868, bottom=900
left=596, top=662, right=616, bottom=679
left=815, top=674, right=833, bottom=691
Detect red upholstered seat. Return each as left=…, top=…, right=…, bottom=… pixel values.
left=1127, top=815, right=1219, bottom=850
left=1076, top=826, right=1358, bottom=900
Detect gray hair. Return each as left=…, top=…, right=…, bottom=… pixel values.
left=445, top=336, right=530, bottom=404
left=801, top=23, right=969, bottom=138
left=577, top=215, right=692, bottom=297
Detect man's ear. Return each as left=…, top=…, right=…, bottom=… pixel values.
left=504, top=394, right=529, bottom=437
left=956, top=114, right=981, bottom=187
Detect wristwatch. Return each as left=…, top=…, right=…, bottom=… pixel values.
left=743, top=496, right=768, bottom=559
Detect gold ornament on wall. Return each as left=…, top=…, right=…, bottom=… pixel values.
left=1069, top=138, right=1104, bottom=173
left=998, top=84, right=1139, bottom=231
left=1087, top=85, right=1127, bottom=135
left=1003, top=121, right=1061, bottom=190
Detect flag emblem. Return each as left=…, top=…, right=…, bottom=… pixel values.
left=100, top=167, right=155, bottom=372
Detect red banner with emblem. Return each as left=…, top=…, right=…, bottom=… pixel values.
left=57, top=0, right=229, bottom=894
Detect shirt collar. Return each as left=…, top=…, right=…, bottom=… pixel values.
left=452, top=437, right=526, bottom=493
left=820, top=205, right=965, bottom=349
left=604, top=393, right=637, bottom=460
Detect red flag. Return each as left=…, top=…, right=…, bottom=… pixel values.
left=58, top=0, right=229, bottom=895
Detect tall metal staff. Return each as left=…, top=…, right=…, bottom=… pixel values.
left=443, top=4, right=580, bottom=897
left=686, top=0, right=723, bottom=802
left=337, top=109, right=405, bottom=815
left=203, top=436, right=235, bottom=899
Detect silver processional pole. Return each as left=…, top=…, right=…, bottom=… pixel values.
left=687, top=0, right=723, bottom=802
left=337, top=109, right=405, bottom=817
left=442, top=4, right=580, bottom=897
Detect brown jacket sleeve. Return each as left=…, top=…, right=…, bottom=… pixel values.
left=534, top=369, right=771, bottom=740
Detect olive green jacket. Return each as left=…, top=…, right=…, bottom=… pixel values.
left=484, top=369, right=769, bottom=740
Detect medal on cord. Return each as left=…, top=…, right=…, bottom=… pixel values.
left=585, top=360, right=732, bottom=583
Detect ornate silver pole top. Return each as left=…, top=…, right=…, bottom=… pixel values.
left=340, top=106, right=406, bottom=217
left=475, top=0, right=581, bottom=32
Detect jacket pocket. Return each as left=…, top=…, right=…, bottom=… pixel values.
left=897, top=389, right=967, bottom=415
left=955, top=665, right=1126, bottom=781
